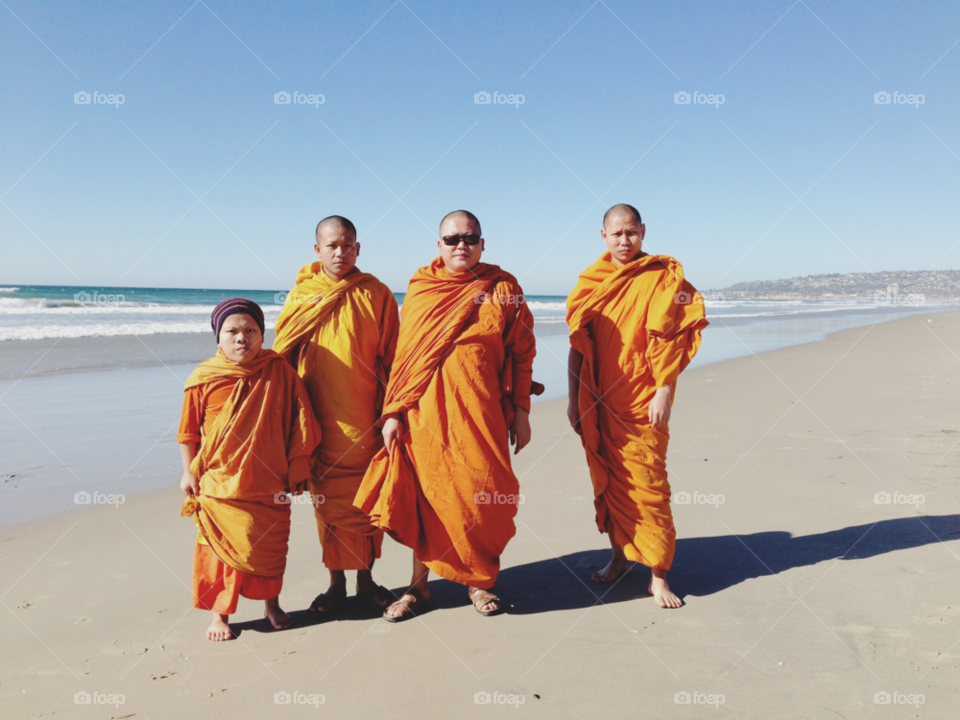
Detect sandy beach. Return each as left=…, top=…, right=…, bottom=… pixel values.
left=2, top=310, right=958, bottom=719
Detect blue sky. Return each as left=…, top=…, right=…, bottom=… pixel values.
left=2, top=1, right=959, bottom=295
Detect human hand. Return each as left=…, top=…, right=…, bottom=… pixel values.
left=510, top=407, right=532, bottom=454
left=649, top=386, right=672, bottom=429
left=382, top=417, right=402, bottom=454
left=180, top=471, right=199, bottom=497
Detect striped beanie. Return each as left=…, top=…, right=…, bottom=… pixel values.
left=211, top=298, right=265, bottom=339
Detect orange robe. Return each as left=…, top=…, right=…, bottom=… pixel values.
left=567, top=253, right=707, bottom=571
left=274, top=262, right=400, bottom=570
left=356, top=258, right=536, bottom=589
left=178, top=348, right=321, bottom=613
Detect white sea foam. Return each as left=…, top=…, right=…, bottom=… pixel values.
left=0, top=287, right=19, bottom=292
left=1, top=293, right=943, bottom=342
left=0, top=321, right=280, bottom=342
left=0, top=298, right=286, bottom=316
left=525, top=300, right=566, bottom=312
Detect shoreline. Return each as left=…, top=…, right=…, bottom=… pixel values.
left=2, top=307, right=958, bottom=718
left=0, top=302, right=951, bottom=382
left=3, top=308, right=956, bottom=529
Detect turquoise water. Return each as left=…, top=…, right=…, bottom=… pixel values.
left=1, top=284, right=954, bottom=401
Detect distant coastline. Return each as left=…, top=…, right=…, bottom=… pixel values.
left=709, top=269, right=960, bottom=301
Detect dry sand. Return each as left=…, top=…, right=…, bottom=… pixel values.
left=2, top=311, right=958, bottom=719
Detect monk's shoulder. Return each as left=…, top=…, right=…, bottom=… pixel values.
left=491, top=268, right=525, bottom=294
left=635, top=255, right=686, bottom=285
left=362, top=275, right=397, bottom=303
left=581, top=257, right=610, bottom=278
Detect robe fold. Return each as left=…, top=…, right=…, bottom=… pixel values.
left=179, top=348, right=321, bottom=601
left=274, top=262, right=399, bottom=570
left=567, top=252, right=707, bottom=571
left=356, top=258, right=536, bottom=588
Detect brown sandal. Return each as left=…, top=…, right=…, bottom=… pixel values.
left=382, top=587, right=429, bottom=623
left=469, top=588, right=505, bottom=617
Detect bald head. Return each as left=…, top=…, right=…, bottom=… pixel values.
left=602, top=204, right=642, bottom=229
left=439, top=209, right=481, bottom=237
left=315, top=215, right=356, bottom=241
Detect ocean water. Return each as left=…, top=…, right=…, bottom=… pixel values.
left=0, top=285, right=953, bottom=400
left=0, top=285, right=569, bottom=341
left=0, top=285, right=954, bottom=526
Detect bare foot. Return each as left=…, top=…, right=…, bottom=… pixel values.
left=591, top=556, right=632, bottom=583
left=206, top=613, right=232, bottom=641
left=264, top=598, right=293, bottom=629
left=649, top=570, right=682, bottom=608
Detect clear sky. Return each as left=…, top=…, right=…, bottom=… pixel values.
left=2, top=1, right=959, bottom=295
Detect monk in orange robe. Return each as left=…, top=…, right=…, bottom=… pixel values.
left=567, top=204, right=707, bottom=608
left=178, top=298, right=321, bottom=640
left=273, top=215, right=400, bottom=615
left=356, top=209, right=537, bottom=621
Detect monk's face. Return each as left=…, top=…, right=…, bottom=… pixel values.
left=218, top=313, right=263, bottom=363
left=438, top=215, right=484, bottom=273
left=601, top=212, right=645, bottom=266
left=315, top=225, right=359, bottom=281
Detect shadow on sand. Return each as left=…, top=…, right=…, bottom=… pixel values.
left=496, top=514, right=960, bottom=615
left=230, top=514, right=960, bottom=632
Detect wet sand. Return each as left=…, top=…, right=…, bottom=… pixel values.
left=1, top=311, right=958, bottom=718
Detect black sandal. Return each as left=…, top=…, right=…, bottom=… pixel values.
left=307, top=590, right=346, bottom=615
left=357, top=584, right=395, bottom=608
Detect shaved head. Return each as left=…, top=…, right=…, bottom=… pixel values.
left=315, top=215, right=357, bottom=240
left=439, top=209, right=481, bottom=236
left=603, top=204, right=642, bottom=229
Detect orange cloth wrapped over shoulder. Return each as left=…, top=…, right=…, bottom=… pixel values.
left=355, top=258, right=536, bottom=588
left=179, top=348, right=321, bottom=578
left=567, top=253, right=707, bottom=571
left=274, top=262, right=399, bottom=570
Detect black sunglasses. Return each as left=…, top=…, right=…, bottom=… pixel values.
left=441, top=234, right=481, bottom=246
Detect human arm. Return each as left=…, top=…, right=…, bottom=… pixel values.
left=503, top=286, right=536, bottom=452
left=567, top=347, right=583, bottom=435
left=179, top=442, right=199, bottom=496
left=510, top=407, right=531, bottom=454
